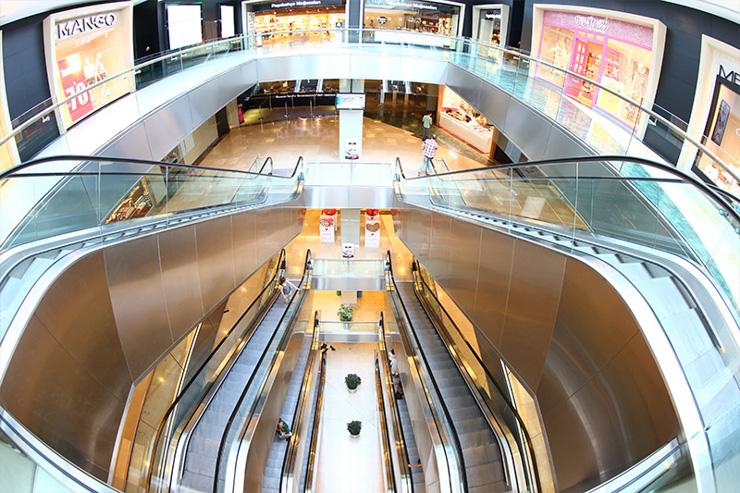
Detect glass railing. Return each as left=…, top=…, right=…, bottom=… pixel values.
left=146, top=250, right=284, bottom=493
left=1, top=29, right=734, bottom=196
left=396, top=155, right=740, bottom=320
left=396, top=159, right=740, bottom=493
left=312, top=258, right=386, bottom=277
left=0, top=155, right=303, bottom=250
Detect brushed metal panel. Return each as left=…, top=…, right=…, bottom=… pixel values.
left=398, top=208, right=432, bottom=264
left=143, top=95, right=194, bottom=159
left=231, top=211, right=257, bottom=283
left=444, top=64, right=482, bottom=109
left=536, top=258, right=640, bottom=412
left=0, top=315, right=126, bottom=481
left=477, top=82, right=513, bottom=129
left=441, top=217, right=480, bottom=310
left=503, top=99, right=554, bottom=160
left=473, top=228, right=515, bottom=346
left=427, top=212, right=452, bottom=285
left=499, top=239, right=566, bottom=389
left=195, top=215, right=236, bottom=312
left=99, top=122, right=154, bottom=161
left=240, top=60, right=258, bottom=85
left=33, top=252, right=132, bottom=400
left=158, top=225, right=205, bottom=341
left=214, top=66, right=244, bottom=109
left=187, top=77, right=226, bottom=129
left=105, top=235, right=173, bottom=380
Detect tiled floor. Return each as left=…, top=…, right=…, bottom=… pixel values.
left=202, top=116, right=487, bottom=177
left=315, top=342, right=384, bottom=493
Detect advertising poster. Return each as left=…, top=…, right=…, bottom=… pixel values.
left=44, top=3, right=134, bottom=130
left=320, top=208, right=337, bottom=243
left=364, top=209, right=381, bottom=248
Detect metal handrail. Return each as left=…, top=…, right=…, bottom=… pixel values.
left=378, top=311, right=415, bottom=493
left=303, top=324, right=328, bottom=493
left=214, top=249, right=313, bottom=493
left=0, top=27, right=733, bottom=181
left=394, top=155, right=740, bottom=221
left=145, top=249, right=286, bottom=491
left=385, top=250, right=468, bottom=493
left=279, top=310, right=321, bottom=492
left=375, top=348, right=399, bottom=493
left=0, top=154, right=304, bottom=180
left=412, top=261, right=542, bottom=492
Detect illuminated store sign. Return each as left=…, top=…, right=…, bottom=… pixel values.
left=56, top=13, right=117, bottom=40
left=574, top=15, right=608, bottom=32
left=366, top=0, right=440, bottom=11
left=484, top=12, right=501, bottom=20
left=250, top=0, right=344, bottom=11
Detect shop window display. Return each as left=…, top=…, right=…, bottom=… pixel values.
left=363, top=0, right=461, bottom=37
left=247, top=0, right=346, bottom=45
left=693, top=79, right=739, bottom=195
left=535, top=10, right=657, bottom=129
left=438, top=87, right=494, bottom=154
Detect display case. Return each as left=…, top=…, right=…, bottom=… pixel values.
left=438, top=87, right=493, bottom=154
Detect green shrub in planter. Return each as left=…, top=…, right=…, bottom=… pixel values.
left=345, top=373, right=361, bottom=391
left=347, top=420, right=362, bottom=436
left=338, top=304, right=353, bottom=322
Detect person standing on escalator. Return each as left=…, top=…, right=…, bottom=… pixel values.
left=419, top=135, right=438, bottom=176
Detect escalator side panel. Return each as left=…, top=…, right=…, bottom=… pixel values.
left=394, top=206, right=682, bottom=492
left=0, top=206, right=301, bottom=484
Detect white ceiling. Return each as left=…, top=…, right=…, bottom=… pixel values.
left=0, top=0, right=144, bottom=27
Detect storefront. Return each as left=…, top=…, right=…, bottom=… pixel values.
left=43, top=2, right=135, bottom=131
left=242, top=0, right=346, bottom=45
left=437, top=86, right=494, bottom=155
left=363, top=0, right=464, bottom=45
left=472, top=4, right=509, bottom=47
left=530, top=6, right=666, bottom=136
left=680, top=36, right=739, bottom=195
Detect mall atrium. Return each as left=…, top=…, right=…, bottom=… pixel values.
left=0, top=1, right=737, bottom=492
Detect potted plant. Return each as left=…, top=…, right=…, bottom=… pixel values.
left=347, top=420, right=362, bottom=438
left=345, top=373, right=361, bottom=393
left=338, top=304, right=353, bottom=329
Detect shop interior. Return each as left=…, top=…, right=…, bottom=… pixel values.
left=363, top=3, right=459, bottom=37
left=250, top=5, right=345, bottom=44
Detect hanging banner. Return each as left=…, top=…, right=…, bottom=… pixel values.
left=364, top=209, right=381, bottom=248
left=320, top=209, right=337, bottom=243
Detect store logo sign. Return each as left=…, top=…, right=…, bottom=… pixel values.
left=574, top=15, right=608, bottom=32
left=718, top=65, right=739, bottom=86
left=270, top=0, right=321, bottom=8
left=484, top=12, right=501, bottom=20
left=57, top=13, right=117, bottom=40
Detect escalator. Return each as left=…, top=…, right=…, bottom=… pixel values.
left=386, top=266, right=508, bottom=493
left=180, top=296, right=291, bottom=491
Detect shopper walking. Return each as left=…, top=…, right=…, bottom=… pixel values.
left=419, top=135, right=438, bottom=176
left=421, top=112, right=433, bottom=140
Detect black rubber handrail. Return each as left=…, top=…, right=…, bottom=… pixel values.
left=378, top=311, right=415, bottom=493
left=375, top=347, right=399, bottom=493
left=385, top=250, right=469, bottom=493
left=412, top=260, right=542, bottom=492
left=303, top=324, right=328, bottom=493
left=0, top=154, right=304, bottom=180
left=395, top=154, right=740, bottom=220
left=213, top=249, right=312, bottom=493
left=145, top=248, right=286, bottom=491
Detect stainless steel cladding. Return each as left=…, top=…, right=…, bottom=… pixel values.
left=0, top=206, right=302, bottom=480
left=395, top=207, right=680, bottom=492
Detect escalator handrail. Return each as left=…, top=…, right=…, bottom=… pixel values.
left=375, top=346, right=399, bottom=493
left=412, top=261, right=542, bottom=492
left=213, top=249, right=313, bottom=493
left=278, top=310, right=321, bottom=492
left=385, top=250, right=469, bottom=493
left=145, top=248, right=286, bottom=491
left=0, top=154, right=304, bottom=181
left=378, top=311, right=415, bottom=493
left=393, top=154, right=740, bottom=219
left=303, top=325, right=328, bottom=493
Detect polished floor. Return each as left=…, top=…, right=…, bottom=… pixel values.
left=202, top=116, right=486, bottom=176
left=315, top=342, right=384, bottom=493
